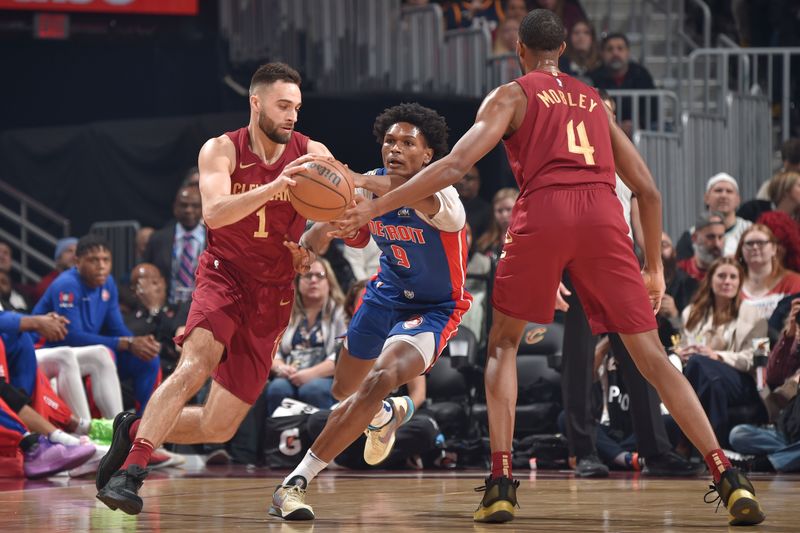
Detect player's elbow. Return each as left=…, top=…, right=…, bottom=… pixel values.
left=637, top=182, right=661, bottom=207
left=202, top=205, right=223, bottom=229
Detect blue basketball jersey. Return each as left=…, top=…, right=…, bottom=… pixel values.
left=360, top=168, right=472, bottom=312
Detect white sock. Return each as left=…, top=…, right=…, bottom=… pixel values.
left=369, top=400, right=394, bottom=430
left=49, top=429, right=81, bottom=447
left=75, top=418, right=91, bottom=435
left=283, top=450, right=328, bottom=488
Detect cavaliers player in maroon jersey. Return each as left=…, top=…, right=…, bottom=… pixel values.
left=95, top=63, right=330, bottom=514
left=337, top=10, right=764, bottom=527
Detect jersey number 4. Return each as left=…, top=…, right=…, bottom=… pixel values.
left=391, top=245, right=411, bottom=268
left=567, top=120, right=596, bottom=165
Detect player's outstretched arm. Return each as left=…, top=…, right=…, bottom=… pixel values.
left=334, top=83, right=524, bottom=235
left=199, top=136, right=297, bottom=229
left=352, top=172, right=440, bottom=216
left=608, top=108, right=665, bottom=310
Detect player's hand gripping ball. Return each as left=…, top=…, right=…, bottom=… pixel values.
left=288, top=156, right=354, bottom=221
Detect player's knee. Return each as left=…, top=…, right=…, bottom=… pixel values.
left=359, top=368, right=397, bottom=401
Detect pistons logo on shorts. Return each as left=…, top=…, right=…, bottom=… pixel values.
left=402, top=315, right=424, bottom=330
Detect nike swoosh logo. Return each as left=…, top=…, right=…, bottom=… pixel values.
left=280, top=299, right=292, bottom=306
left=239, top=161, right=257, bottom=169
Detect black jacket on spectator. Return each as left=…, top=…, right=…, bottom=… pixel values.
left=588, top=62, right=656, bottom=127
left=124, top=301, right=190, bottom=376
left=737, top=199, right=773, bottom=223
left=658, top=269, right=699, bottom=349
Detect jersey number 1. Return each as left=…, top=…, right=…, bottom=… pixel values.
left=391, top=245, right=411, bottom=268
left=253, top=206, right=269, bottom=238
left=567, top=120, right=596, bottom=165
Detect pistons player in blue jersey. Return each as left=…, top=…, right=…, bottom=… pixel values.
left=269, top=103, right=471, bottom=520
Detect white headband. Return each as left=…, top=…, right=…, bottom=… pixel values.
left=706, top=172, right=739, bottom=193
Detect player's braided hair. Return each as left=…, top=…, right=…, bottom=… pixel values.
left=519, top=8, right=565, bottom=52
left=372, top=102, right=449, bottom=161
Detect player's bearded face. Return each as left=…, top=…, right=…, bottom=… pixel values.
left=258, top=109, right=292, bottom=144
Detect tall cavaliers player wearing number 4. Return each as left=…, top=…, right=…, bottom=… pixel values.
left=95, top=63, right=330, bottom=515
left=339, top=10, right=764, bottom=527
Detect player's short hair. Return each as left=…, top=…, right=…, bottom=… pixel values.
left=249, top=62, right=302, bottom=95
left=76, top=234, right=111, bottom=258
left=601, top=32, right=630, bottom=49
left=781, top=138, right=800, bottom=165
left=518, top=9, right=565, bottom=52
left=373, top=102, right=449, bottom=161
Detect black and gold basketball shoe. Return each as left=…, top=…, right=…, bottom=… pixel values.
left=95, top=411, right=139, bottom=490
left=473, top=475, right=520, bottom=523
left=705, top=468, right=765, bottom=526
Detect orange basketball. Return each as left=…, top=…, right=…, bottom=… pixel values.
left=289, top=157, right=354, bottom=221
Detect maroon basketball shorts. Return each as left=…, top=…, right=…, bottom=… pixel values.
left=175, top=252, right=294, bottom=405
left=492, top=184, right=657, bottom=335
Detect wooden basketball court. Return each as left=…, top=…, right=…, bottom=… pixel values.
left=2, top=465, right=794, bottom=532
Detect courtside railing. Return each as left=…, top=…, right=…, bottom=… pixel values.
left=688, top=47, right=800, bottom=145
left=0, top=180, right=70, bottom=283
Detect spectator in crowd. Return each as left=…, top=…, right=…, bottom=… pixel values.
left=32, top=237, right=78, bottom=303
left=134, top=227, right=154, bottom=264
left=442, top=0, right=504, bottom=30
left=181, top=166, right=200, bottom=187
left=729, top=296, right=800, bottom=473
left=737, top=224, right=800, bottom=320
left=676, top=173, right=751, bottom=260
left=589, top=32, right=656, bottom=134
left=123, top=263, right=189, bottom=379
left=739, top=139, right=800, bottom=223
left=475, top=187, right=518, bottom=260
left=454, top=166, right=492, bottom=244
left=342, top=235, right=380, bottom=282
left=32, top=234, right=162, bottom=413
left=677, top=257, right=767, bottom=446
left=503, top=0, right=528, bottom=21
left=558, top=19, right=601, bottom=81
left=492, top=17, right=520, bottom=55
left=755, top=171, right=800, bottom=272
left=677, top=212, right=725, bottom=282
left=0, top=270, right=27, bottom=312
left=264, top=258, right=347, bottom=415
left=143, top=184, right=205, bottom=304
left=658, top=232, right=699, bottom=349
left=755, top=138, right=800, bottom=201
left=533, top=0, right=587, bottom=33
left=0, top=241, right=29, bottom=311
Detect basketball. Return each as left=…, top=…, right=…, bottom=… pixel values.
left=289, top=157, right=354, bottom=221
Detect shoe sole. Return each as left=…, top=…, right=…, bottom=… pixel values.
left=96, top=488, right=143, bottom=515
left=727, top=489, right=766, bottom=526
left=95, top=413, right=136, bottom=491
left=473, top=500, right=515, bottom=523
left=576, top=468, right=610, bottom=478
left=268, top=505, right=315, bottom=520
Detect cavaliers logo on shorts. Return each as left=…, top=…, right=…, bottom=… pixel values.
left=402, top=315, right=424, bottom=330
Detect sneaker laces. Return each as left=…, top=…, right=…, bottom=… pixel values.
left=473, top=477, right=521, bottom=508
left=283, top=484, right=308, bottom=502
left=703, top=485, right=723, bottom=514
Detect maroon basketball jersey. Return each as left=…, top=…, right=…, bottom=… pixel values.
left=206, top=127, right=309, bottom=285
left=503, top=71, right=616, bottom=233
